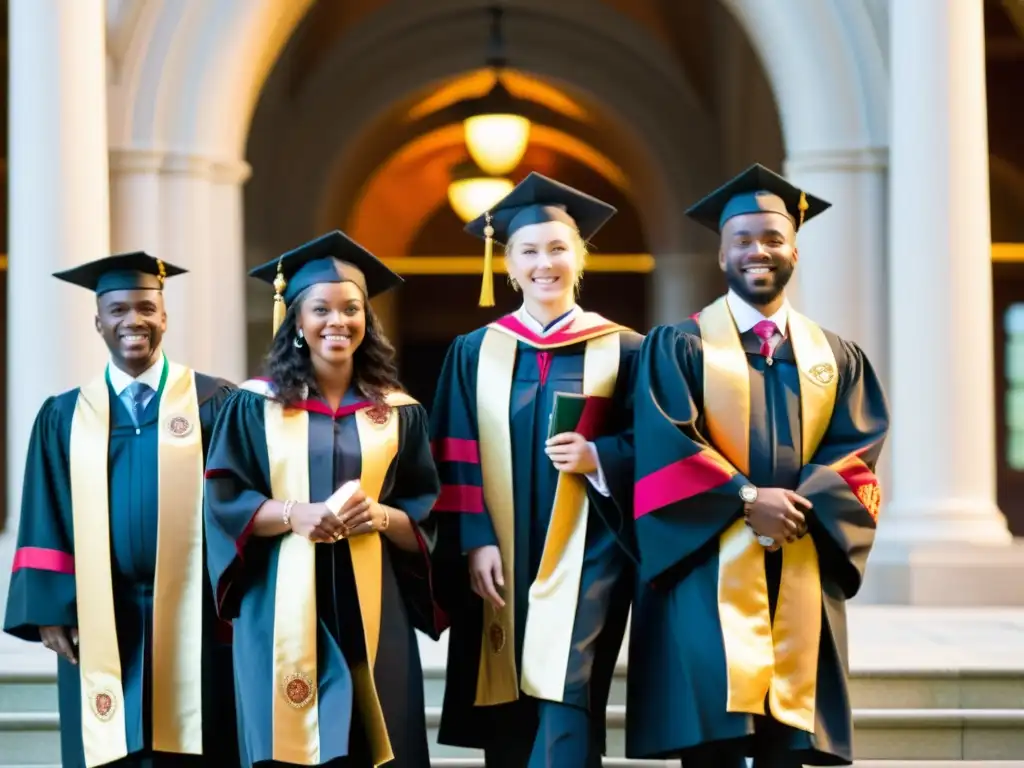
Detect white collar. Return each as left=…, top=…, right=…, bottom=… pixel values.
left=726, top=290, right=790, bottom=335
left=516, top=304, right=580, bottom=337
left=107, top=352, right=165, bottom=396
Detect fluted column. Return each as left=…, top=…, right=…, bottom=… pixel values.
left=109, top=151, right=251, bottom=384
left=884, top=0, right=1009, bottom=545
left=2, top=0, right=111, bottom=612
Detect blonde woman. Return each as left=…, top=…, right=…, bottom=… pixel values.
left=430, top=173, right=641, bottom=767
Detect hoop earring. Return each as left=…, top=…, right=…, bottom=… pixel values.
left=293, top=328, right=305, bottom=348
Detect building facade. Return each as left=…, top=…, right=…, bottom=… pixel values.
left=2, top=0, right=1024, bottom=609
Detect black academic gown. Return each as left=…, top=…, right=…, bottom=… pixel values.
left=626, top=313, right=889, bottom=766
left=3, top=368, right=238, bottom=768
left=430, top=314, right=640, bottom=764
left=204, top=385, right=444, bottom=768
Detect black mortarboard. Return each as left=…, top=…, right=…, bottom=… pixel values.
left=52, top=251, right=186, bottom=295
left=463, top=172, right=617, bottom=307
left=685, top=163, right=831, bottom=234
left=248, top=230, right=403, bottom=336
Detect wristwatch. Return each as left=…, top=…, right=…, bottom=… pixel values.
left=739, top=485, right=774, bottom=547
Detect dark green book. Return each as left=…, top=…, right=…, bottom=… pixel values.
left=548, top=392, right=589, bottom=438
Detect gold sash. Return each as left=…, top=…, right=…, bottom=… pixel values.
left=475, top=329, right=622, bottom=706
left=700, top=295, right=837, bottom=733
left=265, top=392, right=412, bottom=766
left=70, top=360, right=204, bottom=767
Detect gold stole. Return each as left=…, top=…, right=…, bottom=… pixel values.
left=474, top=327, right=622, bottom=706
left=264, top=391, right=415, bottom=766
left=700, top=295, right=838, bottom=733
left=69, top=361, right=205, bottom=768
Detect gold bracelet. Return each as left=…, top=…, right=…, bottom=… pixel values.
left=379, top=506, right=390, bottom=531
left=282, top=499, right=296, bottom=529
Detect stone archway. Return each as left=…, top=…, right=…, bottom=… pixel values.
left=108, top=0, right=887, bottom=363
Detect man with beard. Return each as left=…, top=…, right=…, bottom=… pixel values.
left=4, top=252, right=240, bottom=767
left=624, top=164, right=890, bottom=768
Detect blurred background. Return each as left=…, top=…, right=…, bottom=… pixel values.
left=3, top=0, right=1024, bottom=595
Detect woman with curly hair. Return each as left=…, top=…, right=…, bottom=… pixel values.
left=204, top=231, right=444, bottom=768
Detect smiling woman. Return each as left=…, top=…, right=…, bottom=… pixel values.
left=203, top=230, right=445, bottom=767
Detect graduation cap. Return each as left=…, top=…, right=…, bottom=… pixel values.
left=52, top=251, right=186, bottom=295
left=463, top=172, right=617, bottom=307
left=249, top=230, right=403, bottom=336
left=685, top=163, right=831, bottom=234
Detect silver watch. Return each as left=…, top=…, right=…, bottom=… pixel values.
left=756, top=534, right=776, bottom=548
left=739, top=484, right=758, bottom=504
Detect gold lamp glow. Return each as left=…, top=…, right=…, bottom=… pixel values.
left=462, top=79, right=531, bottom=175
left=447, top=161, right=514, bottom=223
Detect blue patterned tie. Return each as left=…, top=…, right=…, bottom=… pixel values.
left=126, top=382, right=151, bottom=427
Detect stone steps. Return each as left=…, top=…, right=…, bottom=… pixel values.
left=4, top=605, right=1024, bottom=764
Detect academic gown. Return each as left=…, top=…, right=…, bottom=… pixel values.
left=203, top=385, right=444, bottom=768
left=625, top=311, right=889, bottom=766
left=3, top=370, right=238, bottom=768
left=430, top=312, right=641, bottom=765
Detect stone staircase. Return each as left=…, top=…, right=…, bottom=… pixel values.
left=2, top=607, right=1024, bottom=766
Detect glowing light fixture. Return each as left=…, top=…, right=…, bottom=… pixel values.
left=447, top=161, right=514, bottom=223
left=463, top=85, right=531, bottom=175
left=459, top=6, right=530, bottom=175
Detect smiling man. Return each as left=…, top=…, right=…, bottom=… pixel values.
left=3, top=252, right=240, bottom=768
left=624, top=165, right=890, bottom=768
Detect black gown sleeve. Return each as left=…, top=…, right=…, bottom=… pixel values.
left=382, top=403, right=447, bottom=639
left=203, top=389, right=273, bottom=620
left=631, top=325, right=752, bottom=585
left=795, top=338, right=890, bottom=598
left=3, top=397, right=78, bottom=641
left=589, top=330, right=643, bottom=551
left=428, top=334, right=499, bottom=552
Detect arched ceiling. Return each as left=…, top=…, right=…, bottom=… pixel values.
left=341, top=121, right=642, bottom=259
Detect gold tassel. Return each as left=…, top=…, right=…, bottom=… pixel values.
left=478, top=212, right=495, bottom=308
left=272, top=262, right=287, bottom=337
left=798, top=191, right=808, bottom=229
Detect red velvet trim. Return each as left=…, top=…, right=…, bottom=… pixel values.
left=537, top=351, right=552, bottom=386
left=236, top=513, right=257, bottom=559
left=11, top=547, right=75, bottom=575
left=634, top=451, right=736, bottom=519
left=434, top=484, right=485, bottom=513
left=834, top=454, right=881, bottom=522
left=574, top=396, right=612, bottom=441
left=431, top=438, right=480, bottom=464
left=492, top=314, right=620, bottom=347
left=289, top=399, right=373, bottom=418
left=204, top=468, right=232, bottom=479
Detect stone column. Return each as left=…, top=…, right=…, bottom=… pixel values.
left=207, top=160, right=252, bottom=384
left=2, top=0, right=111, bottom=611
left=860, top=0, right=1024, bottom=606
left=649, top=252, right=720, bottom=327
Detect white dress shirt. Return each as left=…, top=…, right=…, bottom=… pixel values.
left=726, top=289, right=790, bottom=355
left=107, top=351, right=165, bottom=422
left=515, top=304, right=611, bottom=497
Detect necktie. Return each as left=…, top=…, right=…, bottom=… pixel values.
left=126, top=382, right=151, bottom=427
left=752, top=320, right=779, bottom=358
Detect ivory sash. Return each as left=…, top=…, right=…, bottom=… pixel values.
left=70, top=360, right=204, bottom=767
left=700, top=295, right=837, bottom=733
left=474, top=329, right=622, bottom=705
left=265, top=392, right=411, bottom=766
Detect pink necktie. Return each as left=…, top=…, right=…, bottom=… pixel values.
left=752, top=320, right=778, bottom=358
